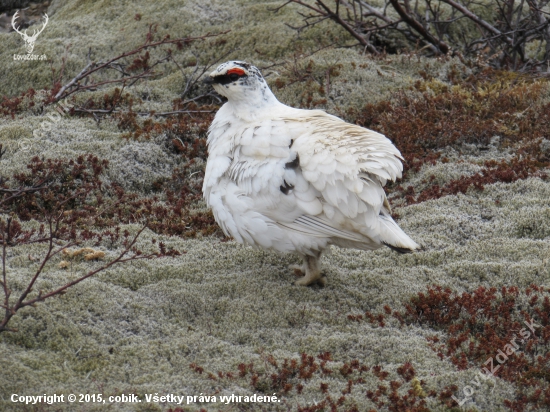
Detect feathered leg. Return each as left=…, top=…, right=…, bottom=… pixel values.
left=291, top=251, right=326, bottom=287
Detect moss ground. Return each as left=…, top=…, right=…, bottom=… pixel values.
left=1, top=1, right=549, bottom=411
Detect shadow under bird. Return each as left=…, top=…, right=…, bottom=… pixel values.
left=202, top=61, right=420, bottom=286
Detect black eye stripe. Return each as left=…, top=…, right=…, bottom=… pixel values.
left=213, top=73, right=247, bottom=85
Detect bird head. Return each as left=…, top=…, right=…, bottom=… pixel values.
left=203, top=61, right=278, bottom=108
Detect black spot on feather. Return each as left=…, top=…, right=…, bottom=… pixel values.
left=285, top=154, right=300, bottom=169
left=280, top=180, right=294, bottom=195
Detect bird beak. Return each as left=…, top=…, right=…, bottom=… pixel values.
left=203, top=76, right=215, bottom=85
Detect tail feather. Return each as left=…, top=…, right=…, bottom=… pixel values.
left=378, top=215, right=420, bottom=252
left=383, top=242, right=415, bottom=254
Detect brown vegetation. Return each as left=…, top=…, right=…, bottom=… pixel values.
left=0, top=152, right=224, bottom=333
left=189, top=351, right=464, bottom=411
left=350, top=68, right=550, bottom=203
left=349, top=284, right=550, bottom=411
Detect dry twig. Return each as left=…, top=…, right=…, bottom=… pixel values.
left=277, top=0, right=550, bottom=71
left=53, top=28, right=230, bottom=103
left=0, top=155, right=181, bottom=333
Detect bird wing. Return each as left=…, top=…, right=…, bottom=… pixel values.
left=278, top=110, right=404, bottom=241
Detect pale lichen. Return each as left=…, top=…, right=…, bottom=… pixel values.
left=0, top=0, right=549, bottom=411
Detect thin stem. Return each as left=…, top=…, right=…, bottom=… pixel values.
left=53, top=31, right=230, bottom=102
left=20, top=225, right=150, bottom=308
left=2, top=218, right=10, bottom=319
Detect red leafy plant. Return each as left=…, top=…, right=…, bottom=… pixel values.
left=350, top=68, right=550, bottom=204
left=188, top=351, right=462, bottom=411
left=349, top=285, right=550, bottom=411
left=0, top=153, right=182, bottom=333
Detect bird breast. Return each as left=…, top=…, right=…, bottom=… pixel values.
left=205, top=115, right=298, bottom=199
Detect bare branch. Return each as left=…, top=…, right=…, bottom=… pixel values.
left=440, top=0, right=513, bottom=44
left=389, top=0, right=449, bottom=53
left=53, top=31, right=230, bottom=103
left=277, top=0, right=550, bottom=70
left=316, top=0, right=380, bottom=53
left=19, top=226, right=149, bottom=309
left=0, top=151, right=186, bottom=334
left=73, top=107, right=216, bottom=117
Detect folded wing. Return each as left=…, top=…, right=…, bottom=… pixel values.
left=281, top=110, right=419, bottom=251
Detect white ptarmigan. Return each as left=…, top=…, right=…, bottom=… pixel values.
left=203, top=61, right=420, bottom=286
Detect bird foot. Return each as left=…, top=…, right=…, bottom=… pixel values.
left=292, top=275, right=327, bottom=287
left=291, top=267, right=326, bottom=287
left=289, top=254, right=326, bottom=286
left=289, top=264, right=305, bottom=277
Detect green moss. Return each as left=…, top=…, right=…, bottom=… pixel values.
left=0, top=0, right=549, bottom=411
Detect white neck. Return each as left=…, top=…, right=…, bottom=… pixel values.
left=214, top=83, right=285, bottom=122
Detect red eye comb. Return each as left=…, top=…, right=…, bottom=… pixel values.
left=227, top=68, right=245, bottom=76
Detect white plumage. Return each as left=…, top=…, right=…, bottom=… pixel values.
left=203, top=61, right=420, bottom=286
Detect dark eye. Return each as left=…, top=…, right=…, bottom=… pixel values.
left=229, top=74, right=239, bottom=82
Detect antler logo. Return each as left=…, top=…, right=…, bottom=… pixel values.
left=12, top=11, right=49, bottom=54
